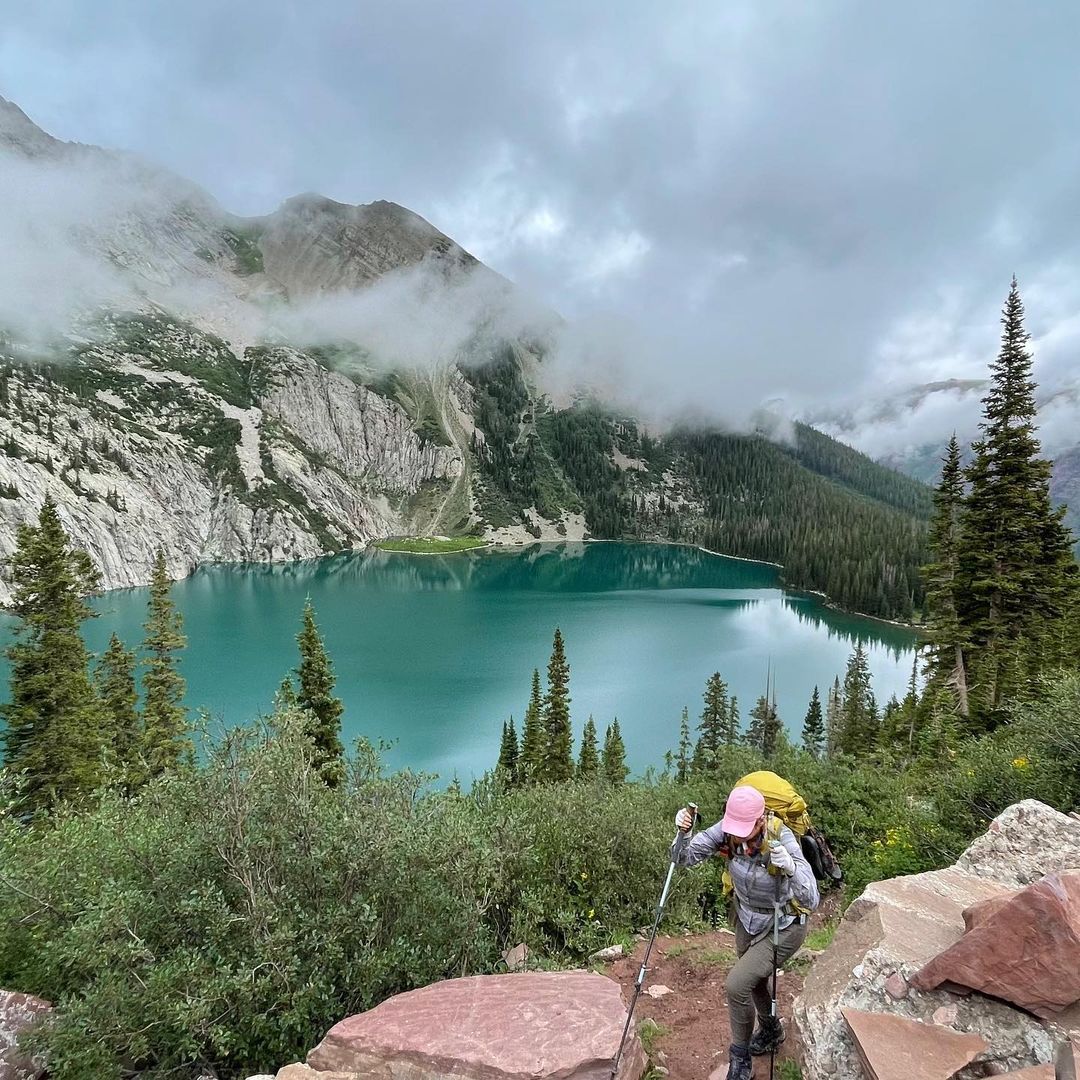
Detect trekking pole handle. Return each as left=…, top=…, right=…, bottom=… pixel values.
left=676, top=803, right=697, bottom=836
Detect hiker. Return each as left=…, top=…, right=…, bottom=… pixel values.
left=674, top=785, right=819, bottom=1080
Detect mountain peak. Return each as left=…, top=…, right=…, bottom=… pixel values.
left=256, top=193, right=480, bottom=297
left=0, top=94, right=64, bottom=157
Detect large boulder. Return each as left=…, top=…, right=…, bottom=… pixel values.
left=300, top=971, right=646, bottom=1080
left=0, top=991, right=52, bottom=1080
left=794, top=802, right=1080, bottom=1079
left=912, top=871, right=1080, bottom=1017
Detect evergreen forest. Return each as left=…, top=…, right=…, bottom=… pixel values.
left=464, top=351, right=931, bottom=620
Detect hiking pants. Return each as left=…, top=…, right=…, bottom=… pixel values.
left=727, top=917, right=807, bottom=1046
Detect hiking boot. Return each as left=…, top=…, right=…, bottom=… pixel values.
left=748, top=1015, right=786, bottom=1056
left=726, top=1043, right=753, bottom=1080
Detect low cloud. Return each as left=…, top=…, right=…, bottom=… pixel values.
left=269, top=261, right=557, bottom=373
left=0, top=152, right=133, bottom=336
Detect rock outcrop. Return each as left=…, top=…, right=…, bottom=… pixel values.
left=256, top=195, right=480, bottom=297
left=794, top=802, right=1080, bottom=1079
left=1000, top=1043, right=1080, bottom=1079
left=0, top=991, right=51, bottom=1080
left=912, top=871, right=1080, bottom=1018
left=290, top=971, right=645, bottom=1080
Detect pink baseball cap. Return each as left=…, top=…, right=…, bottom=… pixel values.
left=722, top=785, right=766, bottom=837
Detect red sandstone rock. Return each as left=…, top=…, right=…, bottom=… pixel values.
left=841, top=1009, right=987, bottom=1080
left=307, top=971, right=646, bottom=1080
left=912, top=872, right=1080, bottom=1018
left=0, top=991, right=52, bottom=1080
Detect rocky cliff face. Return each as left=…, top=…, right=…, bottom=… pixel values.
left=0, top=98, right=505, bottom=602
left=255, top=195, right=480, bottom=297
left=0, top=321, right=467, bottom=603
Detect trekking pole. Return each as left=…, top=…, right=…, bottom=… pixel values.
left=610, top=802, right=696, bottom=1080
left=769, top=869, right=782, bottom=1080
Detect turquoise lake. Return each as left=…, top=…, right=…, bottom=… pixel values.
left=2, top=542, right=919, bottom=782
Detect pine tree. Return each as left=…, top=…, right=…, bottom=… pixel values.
left=838, top=644, right=874, bottom=755
left=497, top=717, right=520, bottom=782
left=725, top=696, right=741, bottom=746
left=676, top=706, right=692, bottom=783
left=877, top=695, right=902, bottom=749
left=899, top=657, right=923, bottom=753
left=577, top=716, right=600, bottom=778
left=602, top=719, right=628, bottom=784
left=1, top=496, right=104, bottom=814
left=918, top=685, right=961, bottom=760
left=801, top=685, right=824, bottom=758
left=693, top=672, right=728, bottom=772
left=745, top=695, right=769, bottom=753
left=141, top=550, right=190, bottom=779
left=825, top=676, right=842, bottom=758
left=922, top=435, right=970, bottom=716
left=97, top=633, right=140, bottom=783
left=519, top=668, right=545, bottom=782
left=956, top=279, right=1079, bottom=725
left=295, top=599, right=345, bottom=785
left=275, top=675, right=297, bottom=709
left=761, top=693, right=782, bottom=758
left=541, top=628, right=573, bottom=782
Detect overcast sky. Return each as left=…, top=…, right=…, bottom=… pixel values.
left=3, top=1, right=1080, bottom=432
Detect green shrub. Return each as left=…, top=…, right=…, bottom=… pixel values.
left=0, top=724, right=709, bottom=1078
left=0, top=717, right=502, bottom=1078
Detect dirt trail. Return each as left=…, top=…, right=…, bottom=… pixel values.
left=603, top=930, right=805, bottom=1080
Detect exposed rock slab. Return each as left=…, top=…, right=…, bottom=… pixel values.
left=306, top=971, right=646, bottom=1080
left=841, top=1008, right=986, bottom=1080
left=0, top=991, right=52, bottom=1080
left=913, top=872, right=1080, bottom=1018
left=794, top=802, right=1080, bottom=1079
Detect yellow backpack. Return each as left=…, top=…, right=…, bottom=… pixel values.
left=737, top=770, right=813, bottom=838
left=718, top=771, right=840, bottom=911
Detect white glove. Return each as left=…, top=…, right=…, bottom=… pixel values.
left=769, top=842, right=795, bottom=876
left=675, top=808, right=694, bottom=833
